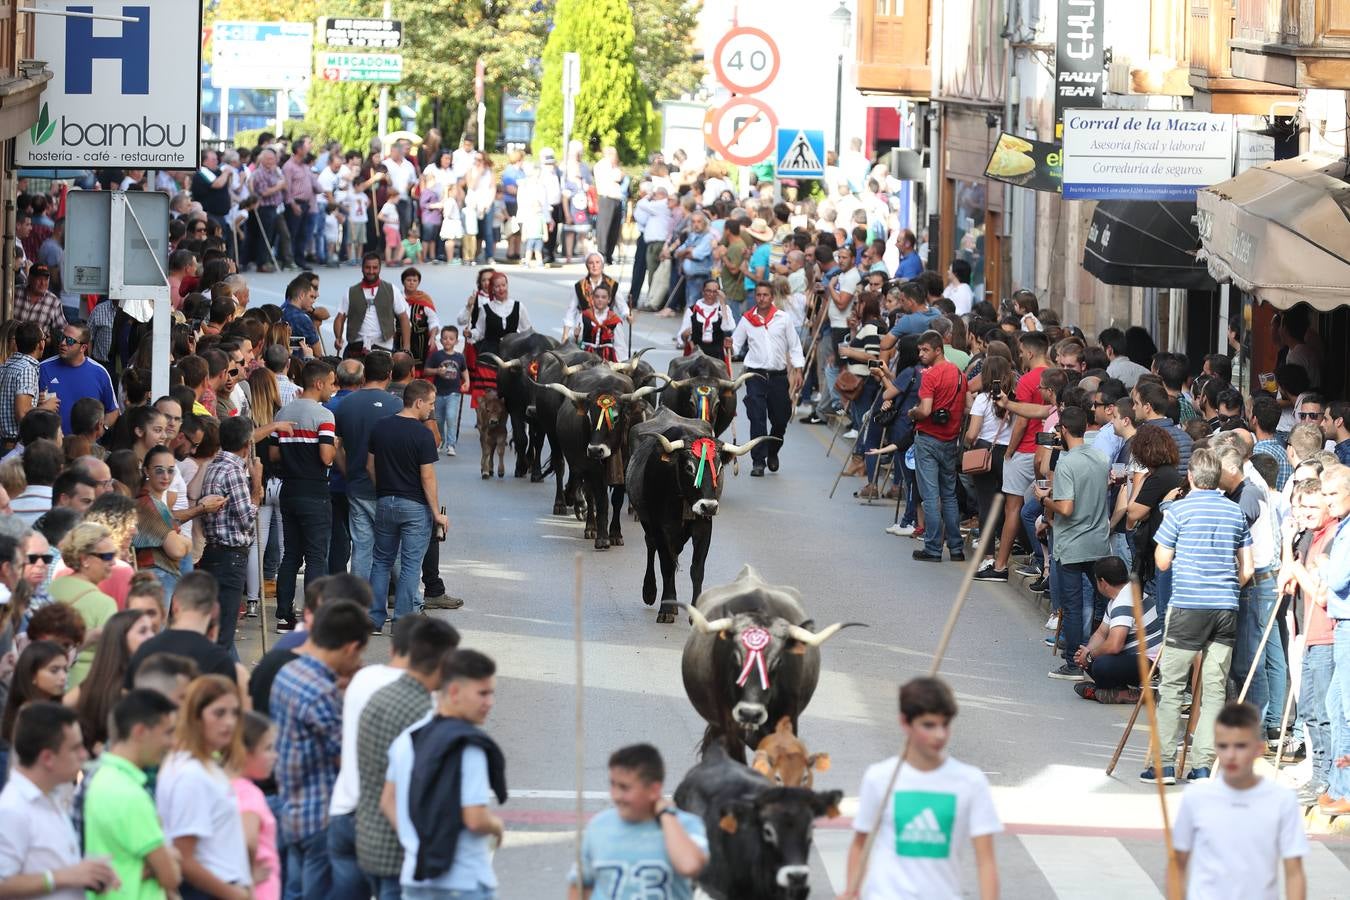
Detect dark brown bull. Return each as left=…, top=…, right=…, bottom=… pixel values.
left=660, top=353, right=760, bottom=436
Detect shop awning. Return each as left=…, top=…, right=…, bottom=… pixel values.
left=1082, top=200, right=1216, bottom=290
left=1196, top=154, right=1350, bottom=312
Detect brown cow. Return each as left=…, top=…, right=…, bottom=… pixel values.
left=477, top=391, right=508, bottom=479
left=750, top=716, right=830, bottom=789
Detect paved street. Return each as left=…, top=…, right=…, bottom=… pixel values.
left=233, top=258, right=1350, bottom=897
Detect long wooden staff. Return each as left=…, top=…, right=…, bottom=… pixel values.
left=846, top=502, right=1001, bottom=895
left=573, top=553, right=585, bottom=882
left=1130, top=577, right=1182, bottom=900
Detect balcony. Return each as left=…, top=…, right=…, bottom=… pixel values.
left=1190, top=0, right=1299, bottom=110
left=855, top=0, right=931, bottom=96
left=1229, top=0, right=1350, bottom=88
left=0, top=3, right=50, bottom=142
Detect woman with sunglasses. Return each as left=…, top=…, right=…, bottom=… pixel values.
left=49, top=522, right=119, bottom=690
left=157, top=675, right=252, bottom=900
left=68, top=608, right=154, bottom=753
left=133, top=446, right=192, bottom=598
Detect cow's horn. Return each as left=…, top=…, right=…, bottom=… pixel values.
left=480, top=353, right=521, bottom=371
left=544, top=383, right=587, bottom=403
left=686, top=604, right=733, bottom=635
left=620, top=382, right=664, bottom=403
left=785, top=622, right=866, bottom=647
left=656, top=434, right=686, bottom=454
left=666, top=377, right=695, bottom=390
left=718, top=371, right=764, bottom=391
left=562, top=362, right=589, bottom=376
left=720, top=435, right=781, bottom=457
left=608, top=347, right=652, bottom=373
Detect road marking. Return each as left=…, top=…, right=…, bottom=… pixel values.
left=1018, top=834, right=1162, bottom=899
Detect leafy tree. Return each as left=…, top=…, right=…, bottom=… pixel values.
left=629, top=0, right=703, bottom=101
left=535, top=0, right=650, bottom=163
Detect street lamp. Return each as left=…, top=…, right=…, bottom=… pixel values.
left=830, top=0, right=853, bottom=156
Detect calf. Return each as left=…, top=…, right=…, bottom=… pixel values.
left=751, top=717, right=830, bottom=790
left=477, top=390, right=508, bottom=479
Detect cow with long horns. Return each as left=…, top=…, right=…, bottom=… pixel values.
left=530, top=348, right=603, bottom=515
left=546, top=366, right=662, bottom=549
left=682, top=566, right=862, bottom=760
left=660, top=353, right=760, bottom=436
left=625, top=409, right=774, bottom=623
left=477, top=331, right=558, bottom=480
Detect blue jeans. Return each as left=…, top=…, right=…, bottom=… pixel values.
left=1329, top=621, right=1350, bottom=800
left=1109, top=531, right=1133, bottom=573
left=348, top=494, right=378, bottom=583
left=283, top=829, right=331, bottom=900
left=849, top=379, right=880, bottom=441
left=1303, top=643, right=1335, bottom=790
left=913, top=433, right=961, bottom=556
left=369, top=496, right=433, bottom=629
left=370, top=876, right=402, bottom=900
left=277, top=489, right=332, bottom=623
left=1232, top=571, right=1285, bottom=728
left=327, top=813, right=366, bottom=900
left=1053, top=558, right=1097, bottom=665
left=435, top=394, right=462, bottom=449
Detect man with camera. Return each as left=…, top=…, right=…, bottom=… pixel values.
left=1035, top=406, right=1112, bottom=681
left=909, top=329, right=967, bottom=562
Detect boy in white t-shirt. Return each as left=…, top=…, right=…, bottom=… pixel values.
left=345, top=192, right=370, bottom=265
left=839, top=677, right=1000, bottom=900
left=1173, top=701, right=1308, bottom=900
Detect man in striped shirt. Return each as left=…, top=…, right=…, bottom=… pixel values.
left=1144, top=448, right=1254, bottom=785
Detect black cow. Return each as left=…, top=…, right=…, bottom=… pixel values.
left=661, top=354, right=760, bottom=436
left=625, top=409, right=771, bottom=623
left=615, top=349, right=661, bottom=408
left=674, top=743, right=842, bottom=900
left=479, top=331, right=558, bottom=479
left=531, top=348, right=604, bottom=514
left=682, top=566, right=861, bottom=760
left=546, top=367, right=661, bottom=549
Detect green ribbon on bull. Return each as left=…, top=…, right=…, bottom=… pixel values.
left=691, top=437, right=718, bottom=489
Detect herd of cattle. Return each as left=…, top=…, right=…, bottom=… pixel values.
left=479, top=339, right=862, bottom=899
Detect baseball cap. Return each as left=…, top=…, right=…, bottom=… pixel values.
left=29, top=265, right=50, bottom=279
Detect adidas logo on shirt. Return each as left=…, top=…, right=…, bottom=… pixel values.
left=898, top=808, right=948, bottom=846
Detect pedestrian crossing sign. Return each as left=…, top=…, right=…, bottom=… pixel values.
left=776, top=128, right=825, bottom=178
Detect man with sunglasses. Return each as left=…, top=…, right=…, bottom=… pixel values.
left=38, top=323, right=118, bottom=437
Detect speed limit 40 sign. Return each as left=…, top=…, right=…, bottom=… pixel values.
left=713, top=26, right=780, bottom=95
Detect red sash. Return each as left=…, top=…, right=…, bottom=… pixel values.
left=743, top=305, right=777, bottom=328
left=581, top=309, right=623, bottom=362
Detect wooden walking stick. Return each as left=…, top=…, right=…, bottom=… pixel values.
left=723, top=346, right=740, bottom=477
left=1130, top=577, right=1183, bottom=900
left=1272, top=683, right=1298, bottom=773
left=573, top=552, right=585, bottom=881
left=846, top=502, right=1002, bottom=896
left=1105, top=650, right=1163, bottom=776
left=1237, top=587, right=1281, bottom=703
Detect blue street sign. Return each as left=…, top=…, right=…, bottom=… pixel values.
left=776, top=128, right=825, bottom=178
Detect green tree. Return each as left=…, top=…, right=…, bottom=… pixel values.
left=536, top=0, right=650, bottom=163
left=629, top=0, right=704, bottom=101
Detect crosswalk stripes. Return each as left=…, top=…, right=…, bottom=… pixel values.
left=1017, top=834, right=1162, bottom=899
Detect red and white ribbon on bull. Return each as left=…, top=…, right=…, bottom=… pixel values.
left=735, top=626, right=771, bottom=690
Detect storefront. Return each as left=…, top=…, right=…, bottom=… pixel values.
left=1197, top=155, right=1350, bottom=397
left=939, top=105, right=1003, bottom=303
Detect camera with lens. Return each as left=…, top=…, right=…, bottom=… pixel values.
left=932, top=407, right=951, bottom=426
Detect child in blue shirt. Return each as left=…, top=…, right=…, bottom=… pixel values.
left=425, top=325, right=468, bottom=456
left=568, top=744, right=708, bottom=899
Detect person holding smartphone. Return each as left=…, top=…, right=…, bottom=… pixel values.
left=199, top=415, right=264, bottom=650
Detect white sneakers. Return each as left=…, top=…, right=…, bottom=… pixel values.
left=1044, top=612, right=1060, bottom=631
left=886, top=523, right=917, bottom=537
left=842, top=429, right=859, bottom=440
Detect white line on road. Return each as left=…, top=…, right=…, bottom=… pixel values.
left=1018, top=834, right=1162, bottom=899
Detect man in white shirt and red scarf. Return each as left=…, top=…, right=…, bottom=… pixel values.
left=578, top=284, right=628, bottom=362
left=731, top=281, right=804, bottom=477
left=334, top=252, right=411, bottom=356
left=679, top=280, right=735, bottom=361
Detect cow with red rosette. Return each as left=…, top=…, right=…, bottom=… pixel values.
left=681, top=565, right=863, bottom=761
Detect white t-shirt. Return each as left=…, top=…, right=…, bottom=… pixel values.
left=338, top=282, right=410, bottom=351
left=331, top=663, right=402, bottom=816
left=829, top=267, right=861, bottom=328
left=852, top=756, right=1001, bottom=900
left=383, top=157, right=418, bottom=196
left=347, top=193, right=370, bottom=225
left=943, top=282, right=974, bottom=316
left=156, top=752, right=251, bottom=885
left=1173, top=776, right=1307, bottom=900
left=971, top=393, right=1013, bottom=446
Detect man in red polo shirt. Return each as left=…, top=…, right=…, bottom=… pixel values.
left=909, top=329, right=967, bottom=562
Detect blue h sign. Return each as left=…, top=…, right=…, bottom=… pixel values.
left=65, top=6, right=150, bottom=95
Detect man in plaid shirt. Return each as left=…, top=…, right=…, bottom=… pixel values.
left=200, top=415, right=263, bottom=650
left=13, top=266, right=66, bottom=336
left=355, top=619, right=460, bottom=894
left=270, top=599, right=369, bottom=899
left=0, top=322, right=51, bottom=445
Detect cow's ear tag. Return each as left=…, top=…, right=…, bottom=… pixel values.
left=751, top=751, right=772, bottom=777
left=660, top=453, right=671, bottom=462
left=789, top=642, right=807, bottom=656
left=717, top=631, right=728, bottom=641
left=810, top=753, right=831, bottom=773
left=574, top=402, right=587, bottom=415
left=824, top=803, right=841, bottom=819
left=718, top=813, right=739, bottom=834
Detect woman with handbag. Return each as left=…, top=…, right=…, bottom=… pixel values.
left=964, top=355, right=1016, bottom=564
